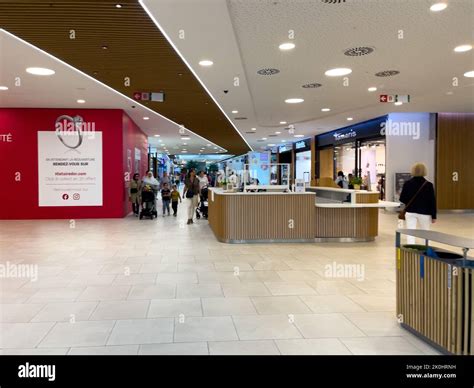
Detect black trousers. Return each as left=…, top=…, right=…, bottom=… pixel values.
left=172, top=201, right=178, bottom=215
left=132, top=202, right=139, bottom=215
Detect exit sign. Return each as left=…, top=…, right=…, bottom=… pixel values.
left=380, top=94, right=410, bottom=103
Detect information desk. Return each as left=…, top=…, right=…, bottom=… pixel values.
left=396, top=229, right=474, bottom=355
left=208, top=187, right=399, bottom=243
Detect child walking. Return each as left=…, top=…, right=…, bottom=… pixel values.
left=171, top=184, right=182, bottom=217
left=161, top=183, right=171, bottom=216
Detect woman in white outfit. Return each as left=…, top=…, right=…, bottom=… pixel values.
left=183, top=170, right=200, bottom=225
left=399, top=163, right=437, bottom=244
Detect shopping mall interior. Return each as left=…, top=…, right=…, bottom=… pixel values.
left=0, top=0, right=473, bottom=366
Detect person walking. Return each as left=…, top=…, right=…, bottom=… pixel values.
left=160, top=171, right=170, bottom=189
left=129, top=173, right=141, bottom=216
left=399, top=162, right=437, bottom=244
left=171, top=184, right=182, bottom=216
left=161, top=182, right=171, bottom=217
left=183, top=170, right=200, bottom=224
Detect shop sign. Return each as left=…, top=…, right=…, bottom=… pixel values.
left=295, top=139, right=310, bottom=150
left=279, top=144, right=292, bottom=153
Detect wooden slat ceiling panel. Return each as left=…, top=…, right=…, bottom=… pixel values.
left=0, top=0, right=249, bottom=154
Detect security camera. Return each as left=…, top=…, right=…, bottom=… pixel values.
left=223, top=90, right=229, bottom=94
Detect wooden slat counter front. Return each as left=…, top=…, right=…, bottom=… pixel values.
left=208, top=188, right=399, bottom=244
left=208, top=189, right=316, bottom=243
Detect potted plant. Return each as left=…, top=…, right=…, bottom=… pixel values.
left=351, top=176, right=363, bottom=190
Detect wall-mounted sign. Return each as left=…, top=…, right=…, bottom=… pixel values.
left=316, top=116, right=387, bottom=147
left=279, top=144, right=292, bottom=153
left=379, top=94, right=410, bottom=103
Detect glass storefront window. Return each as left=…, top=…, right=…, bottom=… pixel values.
left=334, top=142, right=356, bottom=176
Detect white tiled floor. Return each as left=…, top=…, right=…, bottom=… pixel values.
left=1, top=210, right=472, bottom=355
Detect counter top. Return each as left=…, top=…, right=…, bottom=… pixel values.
left=209, top=187, right=315, bottom=197
left=306, top=186, right=379, bottom=195
left=316, top=200, right=400, bottom=208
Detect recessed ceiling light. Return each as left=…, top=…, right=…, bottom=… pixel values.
left=143, top=117, right=149, bottom=120
left=232, top=110, right=238, bottom=114
left=267, top=143, right=276, bottom=147
left=321, top=108, right=331, bottom=112
left=199, top=60, right=213, bottom=67
left=285, top=98, right=304, bottom=104
left=183, top=143, right=188, bottom=146
left=262, top=137, right=267, bottom=140
left=275, top=132, right=281, bottom=135
left=181, top=136, right=190, bottom=140
left=430, top=3, right=447, bottom=12
left=325, top=68, right=352, bottom=77
left=294, top=135, right=304, bottom=138
left=281, top=140, right=286, bottom=142
left=76, top=99, right=86, bottom=104
left=26, top=67, right=55, bottom=76
left=454, top=45, right=472, bottom=53
left=368, top=87, right=377, bottom=92
left=279, top=42, right=295, bottom=51
left=279, top=121, right=287, bottom=124
left=115, top=4, right=122, bottom=8
left=464, top=70, right=474, bottom=78
left=251, top=128, right=256, bottom=131
left=207, top=144, right=211, bottom=146
left=213, top=147, right=218, bottom=149
left=347, top=117, right=353, bottom=121
left=394, top=101, right=403, bottom=106
left=0, top=86, right=8, bottom=90
left=154, top=134, right=160, bottom=137
left=182, top=151, right=188, bottom=153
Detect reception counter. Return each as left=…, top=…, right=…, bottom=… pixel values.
left=208, top=187, right=399, bottom=243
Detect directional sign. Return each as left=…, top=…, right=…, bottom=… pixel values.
left=380, top=94, right=410, bottom=103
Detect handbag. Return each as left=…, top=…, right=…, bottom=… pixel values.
left=398, top=181, right=428, bottom=220
left=185, top=188, right=194, bottom=199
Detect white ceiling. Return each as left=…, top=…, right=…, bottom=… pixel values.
left=0, top=29, right=227, bottom=156
left=141, top=0, right=474, bottom=152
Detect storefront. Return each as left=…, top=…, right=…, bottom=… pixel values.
left=316, top=116, right=387, bottom=196
left=277, top=144, right=293, bottom=185
left=294, top=138, right=311, bottom=184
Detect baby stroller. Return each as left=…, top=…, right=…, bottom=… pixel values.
left=139, top=185, right=158, bottom=219
left=196, top=186, right=209, bottom=219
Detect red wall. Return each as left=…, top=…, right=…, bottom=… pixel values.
left=0, top=108, right=147, bottom=219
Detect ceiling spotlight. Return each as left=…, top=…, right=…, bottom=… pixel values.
left=347, top=117, right=353, bottom=121
left=181, top=136, right=190, bottom=140
left=279, top=42, right=295, bottom=51
left=143, top=117, right=150, bottom=120
left=394, top=101, right=403, bottom=106
left=279, top=121, right=287, bottom=124
left=454, top=45, right=472, bottom=53
left=262, top=137, right=267, bottom=140
left=0, top=86, right=9, bottom=90
left=275, top=131, right=281, bottom=134
left=154, top=134, right=160, bottom=137
left=294, top=135, right=304, bottom=138
left=76, top=99, right=86, bottom=104
left=285, top=98, right=304, bottom=104
left=207, top=144, right=211, bottom=146
left=267, top=143, right=276, bottom=147
left=199, top=60, right=213, bottom=67
left=463, top=70, right=474, bottom=78
left=251, top=127, right=256, bottom=131
left=213, top=147, right=218, bottom=149
left=430, top=3, right=447, bottom=12
left=26, top=67, right=55, bottom=76
left=232, top=110, right=238, bottom=114
left=321, top=108, right=331, bottom=112
left=368, top=87, right=377, bottom=92
left=281, top=140, right=287, bottom=142
left=115, top=4, right=122, bottom=8
left=325, top=68, right=352, bottom=77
